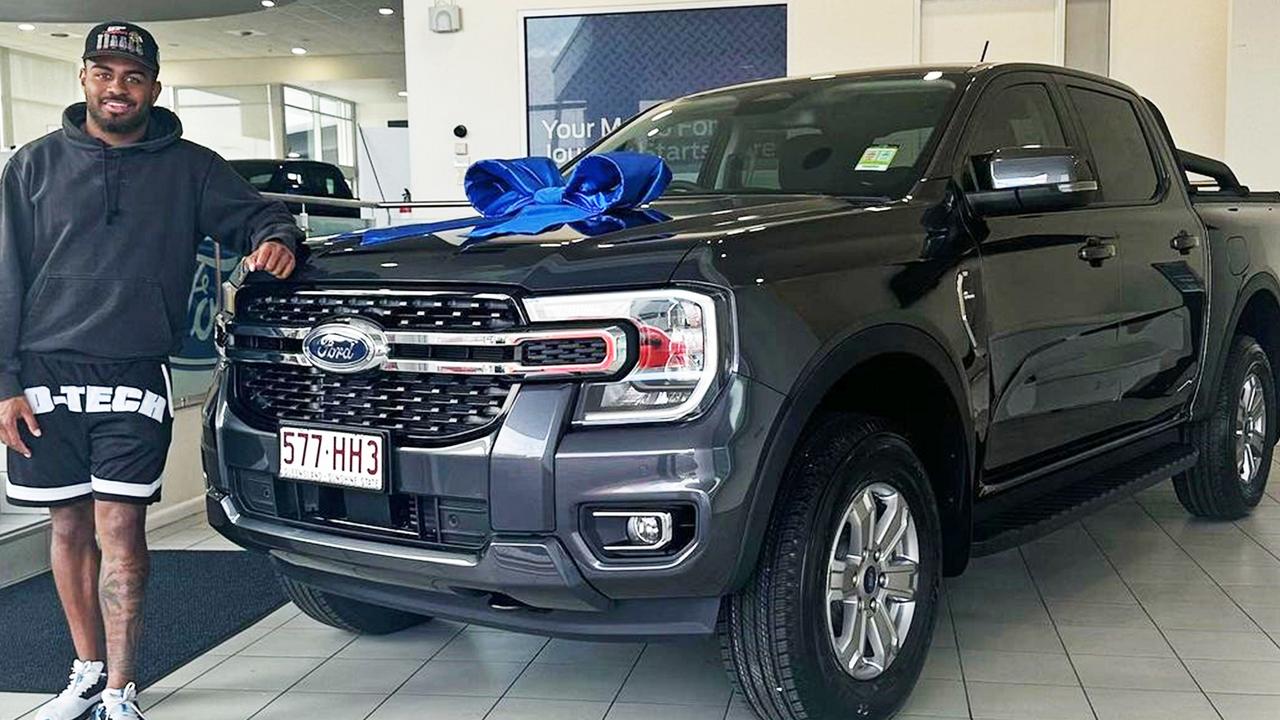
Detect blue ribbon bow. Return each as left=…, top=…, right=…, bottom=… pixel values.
left=464, top=152, right=671, bottom=239
left=349, top=152, right=672, bottom=247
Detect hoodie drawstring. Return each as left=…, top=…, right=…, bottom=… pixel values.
left=102, top=147, right=121, bottom=225
left=101, top=147, right=110, bottom=225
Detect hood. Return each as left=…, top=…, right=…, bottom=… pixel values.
left=62, top=103, right=183, bottom=152
left=295, top=194, right=864, bottom=292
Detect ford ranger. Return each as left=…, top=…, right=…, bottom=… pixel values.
left=203, top=63, right=1280, bottom=719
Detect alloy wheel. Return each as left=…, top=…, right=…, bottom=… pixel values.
left=824, top=481, right=920, bottom=680
left=1237, top=371, right=1267, bottom=486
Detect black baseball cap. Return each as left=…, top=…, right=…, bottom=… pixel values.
left=83, top=21, right=159, bottom=74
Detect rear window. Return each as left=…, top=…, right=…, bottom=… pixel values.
left=244, top=172, right=275, bottom=190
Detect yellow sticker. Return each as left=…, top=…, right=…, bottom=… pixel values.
left=855, top=145, right=899, bottom=172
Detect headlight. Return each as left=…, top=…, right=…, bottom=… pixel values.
left=524, top=288, right=734, bottom=424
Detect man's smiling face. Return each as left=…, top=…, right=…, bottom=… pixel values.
left=80, top=56, right=161, bottom=135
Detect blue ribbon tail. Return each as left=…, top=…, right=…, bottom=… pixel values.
left=346, top=215, right=488, bottom=247
left=466, top=204, right=595, bottom=239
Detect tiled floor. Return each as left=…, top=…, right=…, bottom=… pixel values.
left=8, top=470, right=1280, bottom=719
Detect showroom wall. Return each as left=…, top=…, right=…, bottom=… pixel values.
left=404, top=0, right=922, bottom=202
left=1226, top=0, right=1280, bottom=192
left=403, top=0, right=1270, bottom=201
left=399, top=0, right=1089, bottom=200
left=1109, top=0, right=1228, bottom=158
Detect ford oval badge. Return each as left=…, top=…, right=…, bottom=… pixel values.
left=301, top=318, right=386, bottom=374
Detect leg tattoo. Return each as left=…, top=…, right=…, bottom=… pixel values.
left=96, top=501, right=150, bottom=688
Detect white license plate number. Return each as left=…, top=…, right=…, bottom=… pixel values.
left=278, top=427, right=385, bottom=492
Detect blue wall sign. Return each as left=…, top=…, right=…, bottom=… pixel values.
left=525, top=5, right=787, bottom=163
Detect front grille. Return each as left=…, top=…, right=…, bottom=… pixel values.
left=521, top=337, right=609, bottom=367
left=237, top=289, right=521, bottom=331
left=233, top=364, right=513, bottom=445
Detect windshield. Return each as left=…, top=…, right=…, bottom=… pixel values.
left=587, top=73, right=963, bottom=199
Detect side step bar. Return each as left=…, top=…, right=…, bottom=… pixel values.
left=971, top=443, right=1199, bottom=557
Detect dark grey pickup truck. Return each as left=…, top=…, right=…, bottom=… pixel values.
left=204, top=63, right=1280, bottom=719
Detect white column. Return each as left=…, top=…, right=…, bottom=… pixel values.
left=1226, top=0, right=1280, bottom=190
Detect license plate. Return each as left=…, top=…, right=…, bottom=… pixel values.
left=278, top=426, right=386, bottom=492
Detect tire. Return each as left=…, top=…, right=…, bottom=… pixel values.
left=719, top=413, right=943, bottom=720
left=277, top=573, right=431, bottom=635
left=1176, top=334, right=1276, bottom=520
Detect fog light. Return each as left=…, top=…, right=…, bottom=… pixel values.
left=593, top=510, right=673, bottom=551
left=627, top=515, right=664, bottom=545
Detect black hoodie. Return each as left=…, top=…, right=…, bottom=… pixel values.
left=0, top=103, right=303, bottom=399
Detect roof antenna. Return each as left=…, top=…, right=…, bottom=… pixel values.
left=979, top=40, right=990, bottom=62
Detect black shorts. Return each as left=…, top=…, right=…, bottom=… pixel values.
left=4, top=355, right=174, bottom=507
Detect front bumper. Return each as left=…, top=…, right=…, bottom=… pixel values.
left=203, top=370, right=785, bottom=640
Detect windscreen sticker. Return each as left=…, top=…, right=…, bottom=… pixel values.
left=855, top=145, right=899, bottom=172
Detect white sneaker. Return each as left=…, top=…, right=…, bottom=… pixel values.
left=34, top=659, right=106, bottom=720
left=92, top=683, right=145, bottom=720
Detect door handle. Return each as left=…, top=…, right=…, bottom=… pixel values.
left=1171, top=231, right=1200, bottom=255
left=1078, top=238, right=1117, bottom=267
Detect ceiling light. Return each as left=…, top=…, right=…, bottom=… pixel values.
left=291, top=47, right=307, bottom=55
left=261, top=0, right=276, bottom=6
left=17, top=23, right=35, bottom=31
left=286, top=152, right=301, bottom=158
left=397, top=90, right=408, bottom=97
left=378, top=7, right=395, bottom=15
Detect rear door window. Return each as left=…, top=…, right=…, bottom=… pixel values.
left=1065, top=87, right=1159, bottom=203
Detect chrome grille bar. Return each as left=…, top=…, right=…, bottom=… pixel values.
left=227, top=325, right=629, bottom=378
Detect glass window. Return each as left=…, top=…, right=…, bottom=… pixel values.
left=4, top=51, right=78, bottom=147
left=285, top=105, right=314, bottom=159
left=172, top=85, right=274, bottom=159
left=968, top=84, right=1066, bottom=155
left=283, top=85, right=312, bottom=109
left=588, top=74, right=963, bottom=200
left=320, top=114, right=340, bottom=165
left=1067, top=86, right=1159, bottom=203
left=317, top=96, right=343, bottom=117
left=279, top=86, right=355, bottom=169
left=245, top=172, right=275, bottom=189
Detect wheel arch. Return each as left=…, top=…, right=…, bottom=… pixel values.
left=1201, top=273, right=1280, bottom=424
left=729, top=323, right=976, bottom=591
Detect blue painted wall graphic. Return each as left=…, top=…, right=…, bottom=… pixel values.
left=168, top=237, right=241, bottom=401
left=525, top=5, right=787, bottom=163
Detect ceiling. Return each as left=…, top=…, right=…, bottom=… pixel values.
left=0, top=0, right=300, bottom=23
left=0, top=0, right=404, bottom=62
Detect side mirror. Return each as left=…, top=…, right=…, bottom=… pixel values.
left=966, top=146, right=1099, bottom=216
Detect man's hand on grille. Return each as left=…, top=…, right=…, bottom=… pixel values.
left=0, top=395, right=40, bottom=459
left=245, top=240, right=296, bottom=279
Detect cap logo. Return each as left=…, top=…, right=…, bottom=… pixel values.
left=97, top=26, right=145, bottom=56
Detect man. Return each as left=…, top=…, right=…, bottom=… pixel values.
left=0, top=22, right=300, bottom=720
